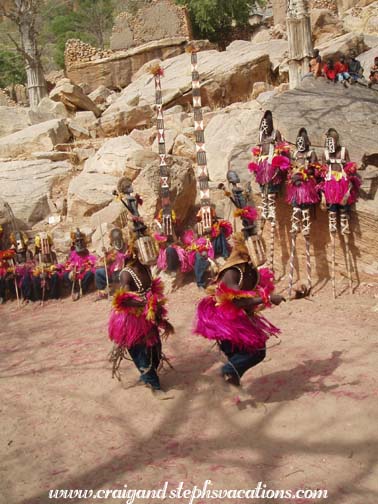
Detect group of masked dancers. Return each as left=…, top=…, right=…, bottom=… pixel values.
left=0, top=108, right=361, bottom=396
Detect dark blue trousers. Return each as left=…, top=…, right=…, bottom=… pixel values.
left=95, top=268, right=120, bottom=290
left=64, top=271, right=94, bottom=294
left=327, top=203, right=350, bottom=212
left=219, top=340, right=266, bottom=379
left=166, top=246, right=180, bottom=272
left=0, top=277, right=6, bottom=301
left=33, top=273, right=61, bottom=300
left=194, top=252, right=209, bottom=288
left=128, top=337, right=162, bottom=390
left=21, top=274, right=33, bottom=301
left=212, top=232, right=229, bottom=259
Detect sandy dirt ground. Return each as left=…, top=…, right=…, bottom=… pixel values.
left=1, top=278, right=378, bottom=504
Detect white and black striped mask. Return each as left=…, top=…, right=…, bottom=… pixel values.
left=296, top=136, right=306, bottom=152
left=326, top=137, right=336, bottom=154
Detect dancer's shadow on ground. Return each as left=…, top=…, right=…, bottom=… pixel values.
left=239, top=351, right=356, bottom=408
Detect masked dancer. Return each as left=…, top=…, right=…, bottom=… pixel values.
left=32, top=232, right=63, bottom=302
left=248, top=110, right=290, bottom=270
left=64, top=229, right=97, bottom=301
left=95, top=228, right=130, bottom=300
left=318, top=128, right=361, bottom=297
left=109, top=178, right=173, bottom=394
left=0, top=225, right=16, bottom=304
left=194, top=228, right=284, bottom=387
left=10, top=231, right=34, bottom=302
left=287, top=128, right=321, bottom=296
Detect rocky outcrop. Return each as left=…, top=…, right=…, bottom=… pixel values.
left=205, top=78, right=378, bottom=281
left=88, top=85, right=114, bottom=105
left=311, top=8, right=345, bottom=45
left=66, top=134, right=196, bottom=226
left=205, top=101, right=262, bottom=184
left=0, top=106, right=30, bottom=138
left=205, top=78, right=378, bottom=185
left=132, top=155, right=196, bottom=224
left=49, top=79, right=101, bottom=117
left=66, top=136, right=150, bottom=219
left=357, top=47, right=378, bottom=78
left=28, top=97, right=71, bottom=125
left=0, top=160, right=71, bottom=224
left=317, top=32, right=367, bottom=59
left=66, top=37, right=191, bottom=93
left=105, top=40, right=288, bottom=113
left=110, top=0, right=192, bottom=51
left=0, top=119, right=71, bottom=159
left=342, top=2, right=378, bottom=36
left=97, top=103, right=154, bottom=137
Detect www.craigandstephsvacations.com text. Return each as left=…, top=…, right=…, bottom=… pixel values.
left=49, top=480, right=328, bottom=503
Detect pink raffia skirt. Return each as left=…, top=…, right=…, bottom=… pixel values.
left=108, top=310, right=159, bottom=349
left=286, top=179, right=320, bottom=206
left=248, top=155, right=290, bottom=186
left=322, top=176, right=360, bottom=205
left=194, top=297, right=280, bottom=352
left=157, top=245, right=191, bottom=273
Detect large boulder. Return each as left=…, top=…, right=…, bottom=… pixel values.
left=0, top=159, right=71, bottom=225
left=98, top=103, right=154, bottom=137
left=317, top=32, right=367, bottom=59
left=105, top=40, right=288, bottom=113
left=88, top=85, right=113, bottom=105
left=205, top=78, right=378, bottom=282
left=205, top=101, right=262, bottom=184
left=67, top=136, right=151, bottom=219
left=206, top=78, right=378, bottom=186
left=311, top=9, right=345, bottom=45
left=357, top=46, right=378, bottom=79
left=342, top=2, right=378, bottom=36
left=132, top=155, right=196, bottom=224
left=0, top=119, right=71, bottom=159
left=28, top=97, right=70, bottom=125
left=49, top=79, right=101, bottom=117
left=67, top=135, right=196, bottom=226
left=66, top=37, right=190, bottom=93
left=268, top=78, right=378, bottom=165
left=110, top=0, right=192, bottom=51
left=0, top=106, right=30, bottom=138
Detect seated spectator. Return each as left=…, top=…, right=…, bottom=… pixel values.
left=322, top=59, right=337, bottom=82
left=368, top=56, right=378, bottom=87
left=335, top=56, right=351, bottom=86
left=348, top=51, right=363, bottom=82
left=309, top=48, right=323, bottom=78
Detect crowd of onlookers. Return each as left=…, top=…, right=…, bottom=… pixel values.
left=309, top=49, right=378, bottom=88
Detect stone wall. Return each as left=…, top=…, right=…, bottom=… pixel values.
left=110, top=0, right=192, bottom=51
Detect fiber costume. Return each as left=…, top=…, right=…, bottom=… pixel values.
left=10, top=231, right=34, bottom=302
left=318, top=128, right=361, bottom=297
left=183, top=229, right=215, bottom=288
left=248, top=110, right=290, bottom=269
left=0, top=226, right=16, bottom=304
left=195, top=234, right=281, bottom=386
left=95, top=228, right=130, bottom=299
left=32, top=233, right=63, bottom=302
left=210, top=218, right=233, bottom=259
left=287, top=128, right=321, bottom=296
left=64, top=229, right=97, bottom=301
left=109, top=179, right=173, bottom=392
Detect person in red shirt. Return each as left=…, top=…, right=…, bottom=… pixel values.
left=335, top=56, right=351, bottom=85
left=322, top=59, right=337, bottom=82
